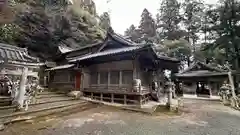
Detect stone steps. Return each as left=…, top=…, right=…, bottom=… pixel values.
left=0, top=99, right=82, bottom=114
left=37, top=91, right=66, bottom=95
left=0, top=96, right=76, bottom=110
left=0, top=100, right=92, bottom=124
left=36, top=94, right=66, bottom=99
left=0, top=96, right=11, bottom=106
left=0, top=91, right=95, bottom=126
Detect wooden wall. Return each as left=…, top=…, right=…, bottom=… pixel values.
left=84, top=60, right=152, bottom=93
left=48, top=70, right=75, bottom=91
left=86, top=60, right=134, bottom=91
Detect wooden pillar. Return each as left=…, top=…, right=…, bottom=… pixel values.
left=108, top=71, right=110, bottom=88
left=100, top=93, right=103, bottom=101
left=68, top=71, right=71, bottom=83
left=133, top=58, right=138, bottom=79
left=124, top=95, right=127, bottom=105
left=139, top=96, right=142, bottom=106
left=16, top=67, right=28, bottom=110
left=111, top=93, right=114, bottom=103
left=119, top=71, right=122, bottom=87
left=97, top=72, right=100, bottom=84
left=207, top=81, right=212, bottom=98
left=81, top=71, right=84, bottom=90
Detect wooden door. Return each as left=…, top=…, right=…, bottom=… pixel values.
left=75, top=72, right=81, bottom=90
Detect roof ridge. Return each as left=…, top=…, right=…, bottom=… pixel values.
left=107, top=28, right=140, bottom=46
left=180, top=61, right=225, bottom=74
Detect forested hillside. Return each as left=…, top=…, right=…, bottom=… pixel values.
left=0, top=0, right=111, bottom=59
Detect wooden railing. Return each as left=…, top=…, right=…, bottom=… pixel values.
left=88, top=84, right=150, bottom=94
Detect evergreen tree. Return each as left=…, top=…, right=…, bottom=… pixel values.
left=182, top=0, right=205, bottom=52
left=99, top=12, right=111, bottom=31
left=160, top=39, right=192, bottom=70
left=204, top=0, right=240, bottom=70
left=138, top=8, right=156, bottom=43
left=13, top=0, right=105, bottom=59
left=124, top=24, right=142, bottom=43
left=157, top=0, right=184, bottom=40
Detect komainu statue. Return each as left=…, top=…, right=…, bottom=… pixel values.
left=4, top=76, right=43, bottom=111
left=219, top=82, right=232, bottom=105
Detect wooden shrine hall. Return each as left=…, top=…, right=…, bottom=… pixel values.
left=46, top=29, right=179, bottom=105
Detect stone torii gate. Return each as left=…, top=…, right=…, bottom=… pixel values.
left=0, top=43, right=42, bottom=111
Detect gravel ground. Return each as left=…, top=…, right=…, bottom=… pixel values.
left=1, top=99, right=240, bottom=135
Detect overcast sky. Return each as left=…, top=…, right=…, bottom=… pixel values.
left=94, top=0, right=218, bottom=35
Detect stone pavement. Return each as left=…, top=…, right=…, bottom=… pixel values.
left=1, top=99, right=240, bottom=135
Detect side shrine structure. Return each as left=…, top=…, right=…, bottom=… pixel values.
left=175, top=62, right=229, bottom=98
left=46, top=29, right=179, bottom=105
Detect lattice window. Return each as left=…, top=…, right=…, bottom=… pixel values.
left=122, top=70, right=133, bottom=84
left=100, top=72, right=108, bottom=84
left=90, top=72, right=98, bottom=84
left=110, top=71, right=119, bottom=84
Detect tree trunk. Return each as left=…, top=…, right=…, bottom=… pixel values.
left=228, top=71, right=239, bottom=108
left=15, top=67, right=28, bottom=111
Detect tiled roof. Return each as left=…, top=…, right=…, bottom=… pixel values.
left=58, top=45, right=74, bottom=54
left=180, top=61, right=225, bottom=74
left=156, top=55, right=179, bottom=62
left=175, top=70, right=228, bottom=78
left=46, top=64, right=75, bottom=71
left=0, top=43, right=39, bottom=63
left=109, top=32, right=138, bottom=46
left=68, top=44, right=180, bottom=63
left=68, top=45, right=144, bottom=62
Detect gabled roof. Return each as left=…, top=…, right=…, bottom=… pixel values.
left=175, top=70, right=228, bottom=78
left=0, top=43, right=40, bottom=66
left=63, top=28, right=141, bottom=56
left=63, top=28, right=179, bottom=64
left=68, top=45, right=145, bottom=62
left=175, top=61, right=227, bottom=78
left=97, top=29, right=146, bottom=52
left=68, top=44, right=179, bottom=63
left=180, top=61, right=225, bottom=74
left=63, top=42, right=102, bottom=56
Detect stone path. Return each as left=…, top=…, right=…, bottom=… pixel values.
left=1, top=99, right=240, bottom=135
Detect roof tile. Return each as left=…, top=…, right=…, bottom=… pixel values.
left=0, top=43, right=39, bottom=63
left=68, top=46, right=143, bottom=62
